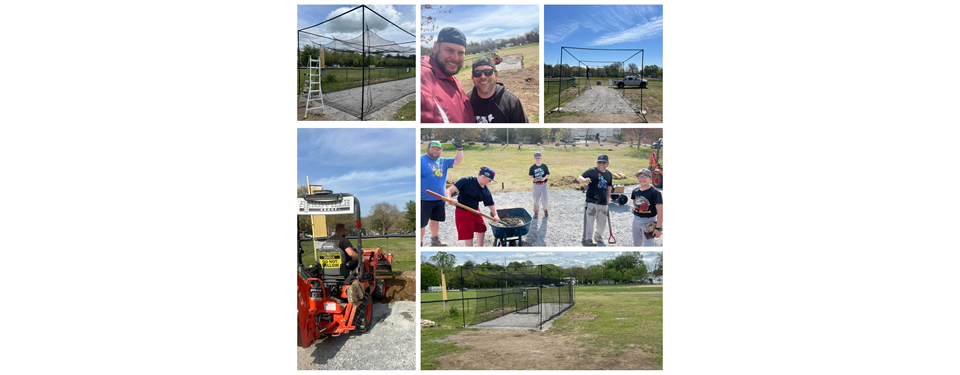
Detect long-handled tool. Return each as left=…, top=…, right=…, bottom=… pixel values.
left=606, top=208, right=617, bottom=245
left=425, top=189, right=496, bottom=220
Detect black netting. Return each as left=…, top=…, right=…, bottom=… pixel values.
left=298, top=5, right=416, bottom=120
left=421, top=265, right=575, bottom=330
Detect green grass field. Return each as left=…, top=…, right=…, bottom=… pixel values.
left=392, top=100, right=416, bottom=121
left=420, top=284, right=663, bottom=369
left=421, top=142, right=657, bottom=192
left=544, top=77, right=664, bottom=123
left=299, top=237, right=415, bottom=274
left=544, top=77, right=591, bottom=112
left=298, top=67, right=416, bottom=94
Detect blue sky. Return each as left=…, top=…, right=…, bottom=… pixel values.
left=545, top=5, right=663, bottom=69
left=298, top=5, right=416, bottom=50
left=297, top=128, right=415, bottom=215
left=420, top=5, right=540, bottom=48
left=421, top=251, right=660, bottom=270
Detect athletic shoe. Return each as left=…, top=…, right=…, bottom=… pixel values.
left=594, top=234, right=605, bottom=245
left=582, top=239, right=597, bottom=246
left=544, top=210, right=548, bottom=217
left=431, top=236, right=448, bottom=247
left=534, top=211, right=539, bottom=218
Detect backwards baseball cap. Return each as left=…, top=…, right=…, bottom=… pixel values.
left=473, top=56, right=497, bottom=71
left=533, top=152, right=542, bottom=158
left=429, top=141, right=442, bottom=148
left=479, top=166, right=497, bottom=182
left=636, top=168, right=652, bottom=177
left=597, top=154, right=609, bottom=163
left=437, top=27, right=467, bottom=47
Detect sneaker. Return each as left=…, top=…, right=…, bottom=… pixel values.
left=431, top=236, right=448, bottom=247
left=534, top=211, right=539, bottom=218
left=582, top=239, right=597, bottom=246
left=544, top=210, right=548, bottom=217
left=594, top=235, right=605, bottom=245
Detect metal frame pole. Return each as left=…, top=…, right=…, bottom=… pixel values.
left=461, top=267, right=466, bottom=327
left=538, top=265, right=543, bottom=329
left=361, top=6, right=366, bottom=121
left=558, top=48, right=563, bottom=112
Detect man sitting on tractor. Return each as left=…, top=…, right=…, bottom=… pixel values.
left=329, top=223, right=362, bottom=304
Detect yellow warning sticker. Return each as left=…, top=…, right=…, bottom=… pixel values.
left=318, top=252, right=341, bottom=268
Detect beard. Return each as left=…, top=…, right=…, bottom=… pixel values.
left=437, top=57, right=462, bottom=76
left=477, top=79, right=496, bottom=96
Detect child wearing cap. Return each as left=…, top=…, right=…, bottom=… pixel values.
left=444, top=167, right=501, bottom=246
left=631, top=169, right=663, bottom=246
left=529, top=152, right=550, bottom=217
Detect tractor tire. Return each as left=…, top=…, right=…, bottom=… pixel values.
left=653, top=172, right=663, bottom=189
left=373, top=279, right=385, bottom=300
left=355, top=294, right=372, bottom=333
left=617, top=82, right=625, bottom=89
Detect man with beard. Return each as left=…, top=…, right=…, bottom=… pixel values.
left=467, top=56, right=528, bottom=123
left=420, top=27, right=474, bottom=123
left=420, top=139, right=463, bottom=246
left=577, top=154, right=614, bottom=246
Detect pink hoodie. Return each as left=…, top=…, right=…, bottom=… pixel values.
left=420, top=55, right=475, bottom=123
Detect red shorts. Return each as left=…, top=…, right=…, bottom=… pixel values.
left=455, top=208, right=487, bottom=240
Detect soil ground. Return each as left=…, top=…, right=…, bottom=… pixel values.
left=434, top=330, right=660, bottom=370
left=380, top=270, right=417, bottom=302
left=460, top=61, right=539, bottom=122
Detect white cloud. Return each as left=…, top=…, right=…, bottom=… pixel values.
left=545, top=21, right=579, bottom=43
left=530, top=252, right=556, bottom=257
left=313, top=167, right=415, bottom=188
left=589, top=16, right=663, bottom=46
left=473, top=27, right=503, bottom=34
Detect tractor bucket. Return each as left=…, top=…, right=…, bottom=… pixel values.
left=375, top=252, right=394, bottom=276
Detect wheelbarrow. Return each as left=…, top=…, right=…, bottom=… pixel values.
left=490, top=207, right=533, bottom=247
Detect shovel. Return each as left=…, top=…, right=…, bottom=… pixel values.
left=606, top=208, right=617, bottom=245
left=425, top=190, right=496, bottom=221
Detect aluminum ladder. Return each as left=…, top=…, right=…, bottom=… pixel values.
left=303, top=56, right=325, bottom=118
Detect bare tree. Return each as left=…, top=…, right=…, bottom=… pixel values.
left=369, top=202, right=400, bottom=234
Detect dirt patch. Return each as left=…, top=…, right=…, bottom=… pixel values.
left=435, top=330, right=661, bottom=370
left=552, top=113, right=644, bottom=123
left=549, top=176, right=586, bottom=191
left=461, top=64, right=539, bottom=121
left=380, top=273, right=416, bottom=302
left=489, top=215, right=527, bottom=228
left=565, top=312, right=597, bottom=321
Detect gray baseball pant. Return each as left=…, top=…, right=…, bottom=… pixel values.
left=632, top=216, right=658, bottom=246
left=532, top=183, right=548, bottom=212
left=583, top=202, right=609, bottom=241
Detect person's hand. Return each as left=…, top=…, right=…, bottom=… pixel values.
left=447, top=199, right=457, bottom=206
left=582, top=177, right=592, bottom=183
left=654, top=229, right=662, bottom=238
left=494, top=216, right=501, bottom=223
left=451, top=138, right=463, bottom=149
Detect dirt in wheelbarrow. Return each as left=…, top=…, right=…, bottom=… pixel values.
left=378, top=271, right=416, bottom=302
left=490, top=215, right=526, bottom=228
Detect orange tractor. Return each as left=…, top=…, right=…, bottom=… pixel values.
left=297, top=190, right=393, bottom=347
left=649, top=138, right=663, bottom=189
left=492, top=51, right=503, bottom=65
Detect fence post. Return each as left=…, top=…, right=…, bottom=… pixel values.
left=461, top=266, right=466, bottom=328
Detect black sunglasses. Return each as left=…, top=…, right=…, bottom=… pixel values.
left=472, top=69, right=495, bottom=77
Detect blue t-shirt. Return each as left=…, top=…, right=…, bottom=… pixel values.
left=454, top=176, right=494, bottom=211
left=421, top=154, right=455, bottom=200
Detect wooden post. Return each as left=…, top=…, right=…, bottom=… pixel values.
left=441, top=270, right=448, bottom=307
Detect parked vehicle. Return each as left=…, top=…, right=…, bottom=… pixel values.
left=614, top=76, right=648, bottom=89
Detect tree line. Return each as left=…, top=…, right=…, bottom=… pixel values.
left=297, top=184, right=416, bottom=236
left=421, top=251, right=663, bottom=290
left=299, top=44, right=415, bottom=68
left=545, top=63, right=662, bottom=78
left=420, top=27, right=539, bottom=57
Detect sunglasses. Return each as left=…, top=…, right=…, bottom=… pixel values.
left=597, top=161, right=608, bottom=164
left=472, top=69, right=495, bottom=77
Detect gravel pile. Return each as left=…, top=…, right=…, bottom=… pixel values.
left=489, top=215, right=526, bottom=228
left=422, top=185, right=663, bottom=247
left=297, top=301, right=417, bottom=370
left=561, top=86, right=639, bottom=113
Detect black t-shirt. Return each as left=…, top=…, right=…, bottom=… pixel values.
left=472, top=95, right=508, bottom=123
left=327, top=234, right=355, bottom=261
left=630, top=187, right=663, bottom=218
left=454, top=176, right=494, bottom=210
left=581, top=167, right=613, bottom=205
left=529, top=164, right=550, bottom=183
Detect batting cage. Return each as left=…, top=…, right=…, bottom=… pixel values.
left=421, top=265, right=575, bottom=330
left=298, top=5, right=416, bottom=120
left=550, top=46, right=648, bottom=121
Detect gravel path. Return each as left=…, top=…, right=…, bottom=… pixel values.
left=298, top=77, right=415, bottom=119
left=561, top=86, right=639, bottom=114
left=297, top=301, right=416, bottom=370
left=422, top=185, right=663, bottom=247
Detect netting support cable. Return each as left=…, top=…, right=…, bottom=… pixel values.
left=298, top=5, right=362, bottom=31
